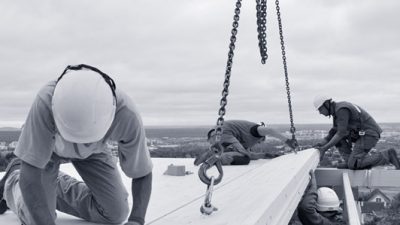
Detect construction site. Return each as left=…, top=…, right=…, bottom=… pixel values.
left=1, top=0, right=400, bottom=225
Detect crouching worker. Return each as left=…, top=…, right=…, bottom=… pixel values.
left=297, top=171, right=345, bottom=225
left=313, top=95, right=400, bottom=170
left=0, top=64, right=152, bottom=225
left=194, top=120, right=298, bottom=166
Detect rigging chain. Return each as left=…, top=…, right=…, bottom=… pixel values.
left=198, top=0, right=299, bottom=215
left=198, top=0, right=242, bottom=215
left=256, top=0, right=268, bottom=64
left=275, top=0, right=297, bottom=143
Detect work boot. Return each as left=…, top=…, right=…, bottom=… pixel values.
left=388, top=149, right=400, bottom=170
left=194, top=150, right=214, bottom=166
left=0, top=158, right=22, bottom=214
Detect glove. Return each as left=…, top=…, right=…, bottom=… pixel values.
left=285, top=138, right=299, bottom=150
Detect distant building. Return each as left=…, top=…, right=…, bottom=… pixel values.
left=365, top=189, right=392, bottom=207
left=360, top=188, right=391, bottom=215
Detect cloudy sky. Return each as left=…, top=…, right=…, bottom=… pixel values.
left=1, top=0, right=399, bottom=127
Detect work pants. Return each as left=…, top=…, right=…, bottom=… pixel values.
left=4, top=153, right=129, bottom=225
left=335, top=135, right=390, bottom=170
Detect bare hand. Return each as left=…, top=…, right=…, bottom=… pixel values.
left=315, top=146, right=327, bottom=160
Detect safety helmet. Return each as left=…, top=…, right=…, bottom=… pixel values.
left=313, top=95, right=332, bottom=110
left=52, top=66, right=116, bottom=143
left=316, top=187, right=340, bottom=212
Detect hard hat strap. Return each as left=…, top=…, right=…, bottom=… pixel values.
left=57, top=64, right=117, bottom=102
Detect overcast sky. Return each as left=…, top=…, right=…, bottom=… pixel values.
left=1, top=0, right=399, bottom=127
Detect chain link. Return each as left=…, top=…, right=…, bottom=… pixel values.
left=256, top=0, right=268, bottom=64
left=275, top=0, right=296, bottom=140
left=214, top=0, right=242, bottom=146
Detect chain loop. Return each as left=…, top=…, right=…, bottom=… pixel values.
left=275, top=0, right=297, bottom=143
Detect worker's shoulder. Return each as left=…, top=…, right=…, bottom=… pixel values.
left=36, top=80, right=57, bottom=102
left=113, top=89, right=143, bottom=126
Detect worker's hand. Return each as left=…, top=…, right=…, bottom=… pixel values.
left=313, top=143, right=322, bottom=148
left=313, top=139, right=327, bottom=148
left=315, top=146, right=327, bottom=161
left=309, top=170, right=317, bottom=189
left=285, top=138, right=299, bottom=150
left=124, top=221, right=142, bottom=225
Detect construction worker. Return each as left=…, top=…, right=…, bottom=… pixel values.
left=0, top=64, right=152, bottom=225
left=194, top=120, right=298, bottom=166
left=313, top=95, right=400, bottom=170
left=297, top=171, right=346, bottom=225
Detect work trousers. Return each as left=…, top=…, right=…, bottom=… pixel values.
left=4, top=153, right=129, bottom=225
left=335, top=135, right=389, bottom=170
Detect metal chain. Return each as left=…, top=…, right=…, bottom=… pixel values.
left=198, top=0, right=242, bottom=215
left=214, top=0, right=242, bottom=146
left=275, top=0, right=296, bottom=141
left=256, top=0, right=268, bottom=64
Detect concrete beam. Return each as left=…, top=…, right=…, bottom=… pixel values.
left=315, top=167, right=400, bottom=187
left=342, top=173, right=362, bottom=225
left=149, top=149, right=320, bottom=225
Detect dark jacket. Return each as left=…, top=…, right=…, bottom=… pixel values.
left=298, top=186, right=346, bottom=225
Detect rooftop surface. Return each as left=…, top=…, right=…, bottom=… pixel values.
left=0, top=149, right=319, bottom=225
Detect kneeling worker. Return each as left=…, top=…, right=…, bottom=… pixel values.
left=195, top=120, right=298, bottom=166
left=0, top=64, right=152, bottom=225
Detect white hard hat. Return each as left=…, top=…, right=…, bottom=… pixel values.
left=313, top=95, right=332, bottom=110
left=316, top=187, right=340, bottom=212
left=52, top=68, right=116, bottom=143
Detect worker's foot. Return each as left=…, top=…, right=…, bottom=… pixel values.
left=194, top=150, right=214, bottom=166
left=0, top=158, right=22, bottom=214
left=388, top=149, right=400, bottom=170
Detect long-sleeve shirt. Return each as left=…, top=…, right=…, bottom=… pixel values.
left=298, top=186, right=346, bottom=225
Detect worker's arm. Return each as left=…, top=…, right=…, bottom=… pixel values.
left=19, top=161, right=56, bottom=225
left=257, top=126, right=298, bottom=149
left=319, top=109, right=350, bottom=153
left=257, top=126, right=287, bottom=142
left=297, top=171, right=330, bottom=225
left=126, top=172, right=152, bottom=225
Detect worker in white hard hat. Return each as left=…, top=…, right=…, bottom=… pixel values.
left=297, top=170, right=345, bottom=225
left=194, top=120, right=298, bottom=166
left=0, top=64, right=152, bottom=225
left=313, top=95, right=400, bottom=170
